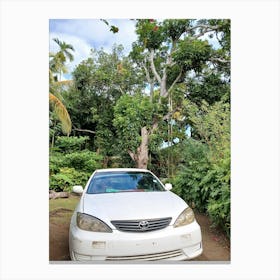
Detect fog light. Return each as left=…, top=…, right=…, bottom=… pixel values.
left=74, top=252, right=92, bottom=261
left=92, top=241, right=106, bottom=249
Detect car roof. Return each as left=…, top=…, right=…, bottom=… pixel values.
left=95, top=168, right=151, bottom=173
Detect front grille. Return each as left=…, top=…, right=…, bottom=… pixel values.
left=106, top=249, right=184, bottom=261
left=111, top=217, right=172, bottom=232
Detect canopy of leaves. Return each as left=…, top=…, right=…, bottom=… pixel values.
left=172, top=38, right=212, bottom=72
left=113, top=93, right=154, bottom=151
left=135, top=19, right=165, bottom=50
left=63, top=45, right=143, bottom=155
left=187, top=72, right=230, bottom=105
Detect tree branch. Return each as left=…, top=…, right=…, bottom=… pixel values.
left=73, top=127, right=95, bottom=134
left=150, top=120, right=159, bottom=135
left=160, top=69, right=167, bottom=98
left=185, top=24, right=221, bottom=40
left=142, top=61, right=155, bottom=101
left=143, top=63, right=150, bottom=82
left=127, top=149, right=137, bottom=161
left=186, top=24, right=220, bottom=34
left=117, top=85, right=125, bottom=94
left=165, top=68, right=183, bottom=97
left=162, top=107, right=181, bottom=121
left=149, top=49, right=162, bottom=84
left=209, top=57, right=230, bottom=64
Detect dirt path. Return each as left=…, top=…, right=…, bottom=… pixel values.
left=49, top=208, right=72, bottom=261
left=192, top=213, right=230, bottom=261
left=49, top=207, right=230, bottom=262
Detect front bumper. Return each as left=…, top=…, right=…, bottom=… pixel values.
left=69, top=220, right=202, bottom=261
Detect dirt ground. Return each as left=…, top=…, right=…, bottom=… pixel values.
left=191, top=213, right=230, bottom=261
left=49, top=203, right=230, bottom=262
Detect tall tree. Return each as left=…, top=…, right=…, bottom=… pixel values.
left=49, top=38, right=75, bottom=137
left=51, top=38, right=75, bottom=81
left=64, top=45, right=141, bottom=161
left=49, top=93, right=72, bottom=136
left=114, top=19, right=230, bottom=169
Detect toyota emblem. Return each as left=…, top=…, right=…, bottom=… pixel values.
left=138, top=220, right=149, bottom=230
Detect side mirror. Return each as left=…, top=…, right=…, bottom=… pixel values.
left=164, top=183, right=172, bottom=191
left=72, top=185, right=84, bottom=194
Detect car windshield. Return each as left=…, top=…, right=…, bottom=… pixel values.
left=87, top=171, right=166, bottom=194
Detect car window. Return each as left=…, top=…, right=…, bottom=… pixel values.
left=87, top=171, right=165, bottom=194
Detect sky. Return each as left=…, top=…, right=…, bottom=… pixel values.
left=49, top=18, right=219, bottom=141
left=49, top=19, right=137, bottom=79
left=49, top=19, right=221, bottom=80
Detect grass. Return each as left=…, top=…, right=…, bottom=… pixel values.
left=49, top=196, right=80, bottom=225
left=49, top=195, right=80, bottom=212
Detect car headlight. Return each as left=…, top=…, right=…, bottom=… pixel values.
left=174, top=207, right=195, bottom=227
left=77, top=212, right=112, bottom=232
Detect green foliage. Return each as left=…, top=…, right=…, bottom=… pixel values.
left=100, top=19, right=119, bottom=33
left=184, top=98, right=230, bottom=156
left=172, top=100, right=230, bottom=237
left=50, top=167, right=89, bottom=192
left=55, top=136, right=90, bottom=153
left=49, top=136, right=103, bottom=192
left=49, top=39, right=74, bottom=136
left=172, top=38, right=212, bottom=72
left=136, top=19, right=165, bottom=50
left=172, top=139, right=210, bottom=212
left=113, top=93, right=155, bottom=152
left=208, top=19, right=231, bottom=51
left=63, top=46, right=142, bottom=156
left=63, top=150, right=103, bottom=173
left=162, top=19, right=191, bottom=41
left=207, top=150, right=230, bottom=236
left=187, top=73, right=230, bottom=105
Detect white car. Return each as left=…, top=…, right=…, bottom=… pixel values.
left=69, top=168, right=202, bottom=261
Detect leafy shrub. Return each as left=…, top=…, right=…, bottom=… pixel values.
left=206, top=149, right=230, bottom=236
left=55, top=136, right=90, bottom=153
left=63, top=150, right=103, bottom=173
left=49, top=136, right=103, bottom=192
left=172, top=99, right=230, bottom=237
left=50, top=167, right=89, bottom=192
left=173, top=143, right=230, bottom=237
left=172, top=139, right=210, bottom=212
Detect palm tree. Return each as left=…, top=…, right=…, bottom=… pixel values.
left=49, top=52, right=68, bottom=82
left=51, top=38, right=75, bottom=81
left=49, top=92, right=72, bottom=136
left=49, top=38, right=75, bottom=137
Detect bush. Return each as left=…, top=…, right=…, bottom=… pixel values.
left=206, top=150, right=230, bottom=236
left=172, top=139, right=210, bottom=212
left=50, top=167, right=89, bottom=192
left=55, top=136, right=90, bottom=153
left=63, top=150, right=103, bottom=173
left=49, top=136, right=104, bottom=192
left=172, top=99, right=230, bottom=237
left=173, top=145, right=230, bottom=237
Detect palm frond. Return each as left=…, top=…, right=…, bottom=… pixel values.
left=64, top=49, right=74, bottom=61
left=55, top=80, right=74, bottom=86
left=49, top=93, right=72, bottom=135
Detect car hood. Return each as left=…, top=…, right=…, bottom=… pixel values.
left=82, top=191, right=187, bottom=227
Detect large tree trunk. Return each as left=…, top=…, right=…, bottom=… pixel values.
left=137, top=126, right=149, bottom=169
left=128, top=126, right=149, bottom=169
